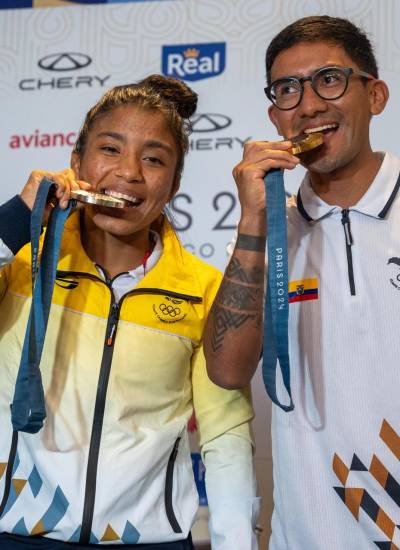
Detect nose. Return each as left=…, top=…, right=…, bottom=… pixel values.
left=115, top=154, right=143, bottom=183
left=297, top=81, right=328, bottom=118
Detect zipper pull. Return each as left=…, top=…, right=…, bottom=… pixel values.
left=341, top=209, right=353, bottom=246
left=106, top=303, right=119, bottom=346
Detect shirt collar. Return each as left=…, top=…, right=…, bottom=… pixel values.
left=296, top=152, right=400, bottom=222
left=95, top=230, right=163, bottom=285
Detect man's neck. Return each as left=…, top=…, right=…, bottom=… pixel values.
left=309, top=151, right=384, bottom=208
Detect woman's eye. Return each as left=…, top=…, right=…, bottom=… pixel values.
left=144, top=156, right=163, bottom=165
left=100, top=145, right=118, bottom=153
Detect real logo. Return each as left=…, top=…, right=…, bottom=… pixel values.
left=162, top=42, right=226, bottom=82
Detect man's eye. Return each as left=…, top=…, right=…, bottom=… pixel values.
left=320, top=72, right=343, bottom=86
left=275, top=82, right=299, bottom=97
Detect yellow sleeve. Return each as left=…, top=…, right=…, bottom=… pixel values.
left=191, top=344, right=254, bottom=447
left=0, top=265, right=9, bottom=303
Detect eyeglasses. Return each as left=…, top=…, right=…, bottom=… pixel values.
left=264, top=65, right=374, bottom=111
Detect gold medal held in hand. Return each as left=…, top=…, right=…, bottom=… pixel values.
left=290, top=132, right=323, bottom=155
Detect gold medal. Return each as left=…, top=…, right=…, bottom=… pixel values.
left=290, top=132, right=323, bottom=155
left=70, top=189, right=128, bottom=209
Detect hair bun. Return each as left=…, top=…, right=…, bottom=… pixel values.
left=139, top=74, right=198, bottom=119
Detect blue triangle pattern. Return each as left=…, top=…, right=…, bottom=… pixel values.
left=12, top=517, right=29, bottom=536
left=121, top=521, right=140, bottom=544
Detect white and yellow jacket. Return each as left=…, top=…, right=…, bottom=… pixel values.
left=0, top=205, right=254, bottom=546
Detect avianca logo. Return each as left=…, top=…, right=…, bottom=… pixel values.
left=9, top=130, right=77, bottom=149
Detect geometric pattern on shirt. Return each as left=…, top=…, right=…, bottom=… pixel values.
left=333, top=419, right=400, bottom=549
left=68, top=521, right=140, bottom=544
left=1, top=457, right=140, bottom=543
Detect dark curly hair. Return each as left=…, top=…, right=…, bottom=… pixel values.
left=265, top=16, right=378, bottom=85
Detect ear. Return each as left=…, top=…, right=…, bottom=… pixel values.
left=268, top=105, right=284, bottom=137
left=369, top=79, right=389, bottom=116
left=168, top=174, right=181, bottom=202
left=70, top=151, right=81, bottom=179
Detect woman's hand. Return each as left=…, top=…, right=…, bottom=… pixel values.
left=20, top=168, right=92, bottom=221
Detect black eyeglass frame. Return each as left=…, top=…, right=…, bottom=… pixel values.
left=264, top=66, right=374, bottom=111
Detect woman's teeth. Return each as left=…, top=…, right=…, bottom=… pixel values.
left=103, top=189, right=142, bottom=206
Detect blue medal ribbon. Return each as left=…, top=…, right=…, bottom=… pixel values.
left=11, top=177, right=73, bottom=433
left=262, top=168, right=294, bottom=411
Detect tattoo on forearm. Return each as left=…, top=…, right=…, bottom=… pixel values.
left=211, top=308, right=256, bottom=352
left=236, top=233, right=266, bottom=252
left=217, top=279, right=262, bottom=309
left=210, top=257, right=264, bottom=351
left=226, top=257, right=264, bottom=284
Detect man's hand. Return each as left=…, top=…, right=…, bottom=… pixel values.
left=233, top=139, right=299, bottom=226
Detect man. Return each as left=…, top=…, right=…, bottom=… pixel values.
left=204, top=15, right=400, bottom=549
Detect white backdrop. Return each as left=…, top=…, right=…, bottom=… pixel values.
left=1, top=0, right=400, bottom=546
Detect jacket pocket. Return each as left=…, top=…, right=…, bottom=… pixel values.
left=164, top=436, right=182, bottom=533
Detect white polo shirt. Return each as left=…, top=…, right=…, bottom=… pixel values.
left=271, top=152, right=400, bottom=549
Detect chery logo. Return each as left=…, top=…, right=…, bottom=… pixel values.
left=190, top=113, right=232, bottom=133
left=188, top=112, right=250, bottom=151
left=38, top=52, right=92, bottom=72
left=19, top=52, right=110, bottom=91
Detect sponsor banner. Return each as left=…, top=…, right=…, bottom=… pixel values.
left=2, top=2, right=400, bottom=547
left=1, top=0, right=173, bottom=9
left=162, top=42, right=226, bottom=81
left=18, top=52, right=111, bottom=92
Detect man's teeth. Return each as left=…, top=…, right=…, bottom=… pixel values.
left=304, top=124, right=338, bottom=134
left=104, top=189, right=142, bottom=205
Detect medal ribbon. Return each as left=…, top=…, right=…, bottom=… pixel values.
left=262, top=168, right=294, bottom=411
left=11, top=177, right=73, bottom=433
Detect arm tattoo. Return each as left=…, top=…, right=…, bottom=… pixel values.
left=236, top=233, right=266, bottom=252
left=226, top=257, right=264, bottom=284
left=210, top=257, right=264, bottom=351
left=217, top=279, right=262, bottom=309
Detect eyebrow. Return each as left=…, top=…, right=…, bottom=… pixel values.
left=144, top=140, right=174, bottom=154
left=96, top=133, right=173, bottom=154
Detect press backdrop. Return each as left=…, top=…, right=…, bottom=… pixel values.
left=1, top=0, right=400, bottom=546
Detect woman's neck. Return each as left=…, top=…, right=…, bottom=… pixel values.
left=80, top=214, right=153, bottom=280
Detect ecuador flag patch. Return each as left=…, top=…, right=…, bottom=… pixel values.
left=288, top=278, right=318, bottom=303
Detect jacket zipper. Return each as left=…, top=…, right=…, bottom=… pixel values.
left=164, top=437, right=182, bottom=533
left=341, top=209, right=356, bottom=296
left=56, top=271, right=202, bottom=543
left=79, top=293, right=119, bottom=544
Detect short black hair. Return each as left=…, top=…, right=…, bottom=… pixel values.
left=265, top=15, right=378, bottom=84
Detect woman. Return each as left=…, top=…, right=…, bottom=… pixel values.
left=0, top=76, right=258, bottom=549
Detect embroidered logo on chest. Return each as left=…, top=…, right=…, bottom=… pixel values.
left=152, top=296, right=188, bottom=324
left=388, top=257, right=400, bottom=290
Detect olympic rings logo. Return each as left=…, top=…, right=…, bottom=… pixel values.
left=159, top=303, right=181, bottom=317
left=153, top=296, right=187, bottom=324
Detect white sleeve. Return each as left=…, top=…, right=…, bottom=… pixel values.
left=201, top=432, right=260, bottom=550
left=0, top=238, right=14, bottom=268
